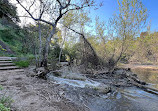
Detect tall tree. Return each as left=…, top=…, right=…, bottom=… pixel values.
left=108, top=0, right=148, bottom=70
left=15, top=0, right=96, bottom=71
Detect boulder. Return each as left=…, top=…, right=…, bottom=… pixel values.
left=93, top=84, right=111, bottom=94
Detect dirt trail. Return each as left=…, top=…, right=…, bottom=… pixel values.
left=122, top=64, right=158, bottom=70
left=0, top=69, right=86, bottom=111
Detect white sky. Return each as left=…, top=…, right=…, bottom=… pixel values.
left=10, top=0, right=41, bottom=26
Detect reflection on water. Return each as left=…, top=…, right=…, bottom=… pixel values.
left=131, top=68, right=158, bottom=89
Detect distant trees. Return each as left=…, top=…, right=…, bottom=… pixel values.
left=129, top=31, right=158, bottom=64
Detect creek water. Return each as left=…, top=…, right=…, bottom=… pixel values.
left=87, top=68, right=158, bottom=111
left=48, top=67, right=158, bottom=111
left=132, top=68, right=158, bottom=89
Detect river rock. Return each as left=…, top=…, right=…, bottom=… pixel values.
left=93, top=84, right=111, bottom=94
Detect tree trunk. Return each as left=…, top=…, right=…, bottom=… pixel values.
left=42, top=28, right=56, bottom=69
left=59, top=28, right=66, bottom=62
left=38, top=22, right=42, bottom=67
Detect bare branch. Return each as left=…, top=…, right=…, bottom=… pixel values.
left=16, top=0, right=36, bottom=20
left=28, top=0, right=36, bottom=11
left=64, top=25, right=83, bottom=36
left=18, top=15, right=32, bottom=18
left=56, top=0, right=62, bottom=7
left=62, top=0, right=71, bottom=9
left=39, top=3, right=46, bottom=19
left=16, top=0, right=54, bottom=26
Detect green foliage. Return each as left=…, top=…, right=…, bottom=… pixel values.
left=64, top=42, right=80, bottom=63
left=0, top=22, right=25, bottom=55
left=0, top=103, right=10, bottom=111
left=13, top=54, right=35, bottom=67
left=0, top=96, right=13, bottom=108
left=14, top=60, right=30, bottom=68
left=63, top=11, right=91, bottom=28
left=49, top=45, right=61, bottom=59
left=0, top=45, right=6, bottom=51
left=0, top=20, right=40, bottom=56
left=0, top=28, right=22, bottom=46
left=0, top=52, right=15, bottom=57
left=0, top=85, right=12, bottom=111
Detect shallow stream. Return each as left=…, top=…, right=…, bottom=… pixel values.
left=86, top=67, right=158, bottom=111
left=132, top=68, right=158, bottom=89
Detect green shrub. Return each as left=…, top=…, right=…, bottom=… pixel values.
left=14, top=60, right=30, bottom=68
left=0, top=103, right=10, bottom=111
left=13, top=54, right=36, bottom=67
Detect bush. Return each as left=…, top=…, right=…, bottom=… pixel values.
left=14, top=60, right=30, bottom=68
left=13, top=54, right=36, bottom=67
left=0, top=103, right=10, bottom=111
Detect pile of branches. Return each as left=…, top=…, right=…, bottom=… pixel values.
left=80, top=34, right=100, bottom=68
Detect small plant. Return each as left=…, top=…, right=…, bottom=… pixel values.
left=0, top=103, right=10, bottom=111
left=93, top=87, right=99, bottom=91
left=0, top=96, right=13, bottom=107
left=0, top=85, right=13, bottom=111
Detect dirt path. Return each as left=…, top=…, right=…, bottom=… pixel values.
left=121, top=64, right=158, bottom=70
left=0, top=69, right=86, bottom=111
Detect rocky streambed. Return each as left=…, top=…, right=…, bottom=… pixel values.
left=42, top=66, right=158, bottom=111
